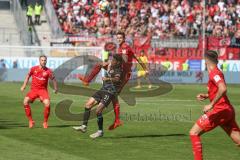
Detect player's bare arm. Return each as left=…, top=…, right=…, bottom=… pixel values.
left=52, top=78, right=58, bottom=94
left=196, top=93, right=209, bottom=101
left=21, top=74, right=31, bottom=91
left=203, top=82, right=227, bottom=113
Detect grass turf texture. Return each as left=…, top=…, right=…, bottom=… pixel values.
left=0, top=82, right=239, bottom=160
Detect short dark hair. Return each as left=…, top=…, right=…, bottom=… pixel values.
left=113, top=54, right=123, bottom=64
left=39, top=55, right=47, bottom=59
left=116, top=31, right=125, bottom=39
left=204, top=50, right=218, bottom=64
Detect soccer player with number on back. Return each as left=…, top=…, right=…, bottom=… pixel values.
left=73, top=54, right=124, bottom=139
left=78, top=31, right=149, bottom=130
left=21, top=55, right=58, bottom=129
left=189, top=50, right=240, bottom=160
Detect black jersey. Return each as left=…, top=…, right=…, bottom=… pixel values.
left=100, top=66, right=122, bottom=95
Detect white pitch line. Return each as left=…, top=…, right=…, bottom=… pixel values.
left=137, top=99, right=195, bottom=102
left=135, top=103, right=200, bottom=107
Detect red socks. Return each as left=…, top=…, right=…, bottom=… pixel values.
left=24, top=104, right=51, bottom=123
left=44, top=106, right=50, bottom=123
left=85, top=64, right=101, bottom=82
left=24, top=104, right=33, bottom=121
left=190, top=135, right=203, bottom=160
left=113, top=101, right=120, bottom=122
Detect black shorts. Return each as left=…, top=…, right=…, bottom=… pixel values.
left=92, top=90, right=115, bottom=107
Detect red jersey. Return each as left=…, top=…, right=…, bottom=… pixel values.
left=28, top=66, right=54, bottom=90
left=208, top=67, right=231, bottom=108
left=118, top=42, right=135, bottom=72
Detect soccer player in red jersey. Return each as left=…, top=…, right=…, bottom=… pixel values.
left=78, top=31, right=148, bottom=130
left=189, top=50, right=240, bottom=160
left=21, top=55, right=58, bottom=129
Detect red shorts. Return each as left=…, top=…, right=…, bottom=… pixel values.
left=26, top=89, right=50, bottom=102
left=197, top=105, right=240, bottom=134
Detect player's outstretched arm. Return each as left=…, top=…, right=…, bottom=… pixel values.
left=52, top=78, right=58, bottom=94
left=21, top=74, right=31, bottom=92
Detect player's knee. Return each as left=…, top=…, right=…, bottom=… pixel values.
left=86, top=100, right=96, bottom=108
left=85, top=104, right=92, bottom=109
left=189, top=129, right=200, bottom=136
left=235, top=139, right=240, bottom=147
left=96, top=108, right=102, bottom=115
left=23, top=101, right=28, bottom=106
left=23, top=98, right=29, bottom=105
left=85, top=101, right=92, bottom=108
left=43, top=99, right=50, bottom=106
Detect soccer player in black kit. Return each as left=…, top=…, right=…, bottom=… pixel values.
left=73, top=54, right=123, bottom=139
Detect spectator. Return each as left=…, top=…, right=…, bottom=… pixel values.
left=50, top=0, right=240, bottom=39
left=182, top=60, right=189, bottom=71
left=34, top=2, right=43, bottom=25
left=0, top=59, right=7, bottom=81
left=27, top=4, right=34, bottom=26
left=0, top=59, right=6, bottom=69
left=221, top=60, right=228, bottom=71
left=13, top=60, right=18, bottom=69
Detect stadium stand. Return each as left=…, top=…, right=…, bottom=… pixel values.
left=51, top=0, right=240, bottom=38
left=0, top=1, right=22, bottom=45
left=49, top=0, right=240, bottom=60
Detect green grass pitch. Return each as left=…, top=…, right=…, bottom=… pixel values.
left=0, top=82, right=239, bottom=160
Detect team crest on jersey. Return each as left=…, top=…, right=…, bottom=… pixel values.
left=43, top=72, right=48, bottom=77
left=213, top=75, right=221, bottom=83
left=122, top=49, right=127, bottom=54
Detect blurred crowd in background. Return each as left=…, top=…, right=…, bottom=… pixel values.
left=51, top=0, right=240, bottom=39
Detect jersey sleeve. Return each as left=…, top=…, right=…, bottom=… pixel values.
left=28, top=67, right=34, bottom=76
left=211, top=72, right=225, bottom=86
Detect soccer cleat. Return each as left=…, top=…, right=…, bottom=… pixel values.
left=89, top=130, right=104, bottom=139
left=73, top=125, right=87, bottom=133
left=43, top=122, right=48, bottom=129
left=108, top=120, right=123, bottom=131
left=29, top=121, right=35, bottom=128
left=78, top=75, right=89, bottom=86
